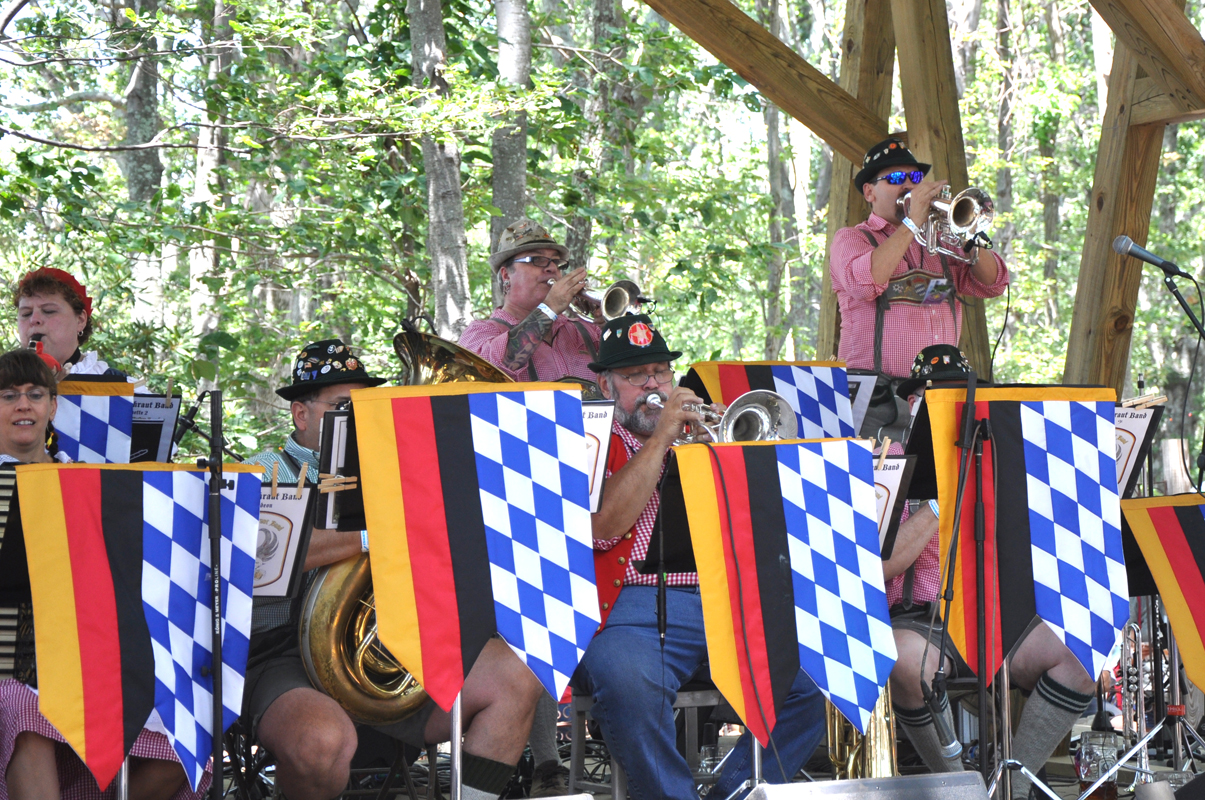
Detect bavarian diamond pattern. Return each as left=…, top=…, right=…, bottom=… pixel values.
left=467, top=389, right=599, bottom=702
left=54, top=393, right=133, bottom=463
left=141, top=469, right=260, bottom=790
left=1020, top=401, right=1128, bottom=680
left=777, top=440, right=896, bottom=733
left=770, top=365, right=856, bottom=439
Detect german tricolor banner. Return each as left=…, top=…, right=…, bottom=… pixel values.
left=352, top=383, right=600, bottom=711
left=676, top=438, right=895, bottom=738
left=1121, top=494, right=1205, bottom=690
left=925, top=387, right=1128, bottom=684
left=16, top=463, right=261, bottom=791
left=680, top=361, right=856, bottom=439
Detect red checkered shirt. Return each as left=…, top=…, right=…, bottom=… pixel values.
left=878, top=443, right=943, bottom=607
left=458, top=309, right=601, bottom=383
left=594, top=423, right=699, bottom=587
left=829, top=214, right=1009, bottom=378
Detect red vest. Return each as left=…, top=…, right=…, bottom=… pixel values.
left=594, top=432, right=637, bottom=630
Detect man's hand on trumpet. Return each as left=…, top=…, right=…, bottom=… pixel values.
left=905, top=177, right=948, bottom=226
left=543, top=266, right=589, bottom=315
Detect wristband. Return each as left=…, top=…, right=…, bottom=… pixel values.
left=902, top=216, right=924, bottom=238
left=361, top=530, right=370, bottom=553
left=537, top=302, right=558, bottom=321
left=928, top=499, right=940, bottom=519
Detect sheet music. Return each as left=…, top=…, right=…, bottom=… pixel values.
left=582, top=401, right=615, bottom=513
left=255, top=485, right=314, bottom=597
left=131, top=394, right=182, bottom=462
left=847, top=372, right=879, bottom=435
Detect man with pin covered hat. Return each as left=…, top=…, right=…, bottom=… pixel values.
left=574, top=315, right=828, bottom=800
left=240, top=339, right=545, bottom=800
left=830, top=137, right=1009, bottom=439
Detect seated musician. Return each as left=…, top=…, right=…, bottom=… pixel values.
left=884, top=345, right=1095, bottom=799
left=576, top=315, right=826, bottom=800
left=459, top=219, right=602, bottom=385
left=0, top=349, right=201, bottom=799
left=13, top=268, right=130, bottom=380
left=242, top=339, right=544, bottom=800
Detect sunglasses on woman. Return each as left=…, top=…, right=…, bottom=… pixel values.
left=870, top=170, right=925, bottom=186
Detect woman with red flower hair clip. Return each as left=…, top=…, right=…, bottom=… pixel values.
left=12, top=268, right=129, bottom=381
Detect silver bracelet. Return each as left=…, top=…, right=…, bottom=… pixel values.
left=361, top=529, right=370, bottom=553
left=536, top=302, right=558, bottom=321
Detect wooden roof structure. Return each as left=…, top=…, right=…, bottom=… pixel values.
left=642, top=0, right=1205, bottom=390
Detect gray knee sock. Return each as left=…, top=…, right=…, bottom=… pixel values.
left=895, top=697, right=964, bottom=773
left=462, top=752, right=515, bottom=800
left=1010, top=674, right=1093, bottom=799
left=528, top=692, right=561, bottom=766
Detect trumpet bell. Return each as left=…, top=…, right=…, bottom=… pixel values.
left=896, top=185, right=995, bottom=262
left=574, top=279, right=652, bottom=321
left=721, top=390, right=797, bottom=442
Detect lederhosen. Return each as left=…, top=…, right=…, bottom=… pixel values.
left=860, top=228, right=959, bottom=609
left=490, top=313, right=599, bottom=381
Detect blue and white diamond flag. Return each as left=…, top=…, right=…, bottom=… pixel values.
left=468, top=388, right=600, bottom=702
left=778, top=439, right=897, bottom=732
left=141, top=467, right=260, bottom=790
left=55, top=383, right=134, bottom=463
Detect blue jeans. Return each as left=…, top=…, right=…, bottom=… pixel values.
left=575, top=586, right=826, bottom=800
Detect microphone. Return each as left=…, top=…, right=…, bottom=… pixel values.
left=1113, top=235, right=1191, bottom=278
left=173, top=392, right=207, bottom=446
left=922, top=675, right=963, bottom=760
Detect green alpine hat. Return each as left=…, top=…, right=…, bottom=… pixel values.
left=587, top=314, right=682, bottom=373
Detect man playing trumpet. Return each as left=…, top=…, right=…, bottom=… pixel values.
left=459, top=218, right=602, bottom=384
left=830, top=138, right=1009, bottom=437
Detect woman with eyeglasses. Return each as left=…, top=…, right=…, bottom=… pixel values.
left=459, top=218, right=603, bottom=388
left=0, top=350, right=205, bottom=800
left=829, top=137, right=1009, bottom=438
left=13, top=268, right=131, bottom=381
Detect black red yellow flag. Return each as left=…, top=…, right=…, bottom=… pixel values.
left=1121, top=494, right=1205, bottom=689
left=675, top=438, right=896, bottom=738
left=352, top=383, right=600, bottom=711
left=924, top=387, right=1128, bottom=684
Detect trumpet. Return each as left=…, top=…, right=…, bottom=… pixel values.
left=547, top=278, right=652, bottom=321
left=1121, top=622, right=1151, bottom=789
left=897, top=185, right=994, bottom=262
left=647, top=390, right=798, bottom=444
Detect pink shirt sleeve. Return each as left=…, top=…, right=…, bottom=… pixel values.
left=950, top=251, right=1009, bottom=298
left=831, top=226, right=888, bottom=302
left=458, top=318, right=525, bottom=381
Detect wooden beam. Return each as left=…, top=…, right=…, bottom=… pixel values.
left=817, top=0, right=895, bottom=361
left=643, top=0, right=886, bottom=164
left=1089, top=0, right=1205, bottom=113
left=891, top=0, right=994, bottom=379
left=1128, top=75, right=1205, bottom=126
left=1063, top=43, right=1166, bottom=391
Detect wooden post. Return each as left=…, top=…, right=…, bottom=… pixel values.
left=1063, top=45, right=1166, bottom=391
left=891, top=0, right=994, bottom=378
left=817, top=0, right=895, bottom=362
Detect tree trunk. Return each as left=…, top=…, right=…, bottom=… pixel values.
left=1039, top=0, right=1063, bottom=328
left=490, top=0, right=531, bottom=307
left=757, top=0, right=796, bottom=359
left=189, top=0, right=233, bottom=344
left=993, top=0, right=1015, bottom=262
left=952, top=0, right=984, bottom=97
left=409, top=0, right=471, bottom=339
left=119, top=0, right=162, bottom=203
left=563, top=0, right=624, bottom=269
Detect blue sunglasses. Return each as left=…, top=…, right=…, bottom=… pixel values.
left=871, top=170, right=925, bottom=186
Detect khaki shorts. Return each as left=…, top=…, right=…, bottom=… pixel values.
left=242, top=643, right=437, bottom=748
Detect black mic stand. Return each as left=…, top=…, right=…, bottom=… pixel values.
left=197, top=391, right=226, bottom=800
left=1155, top=274, right=1205, bottom=491
left=173, top=390, right=244, bottom=462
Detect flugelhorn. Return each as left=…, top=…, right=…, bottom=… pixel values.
left=549, top=278, right=652, bottom=321
left=647, top=389, right=797, bottom=444
left=897, top=185, right=994, bottom=262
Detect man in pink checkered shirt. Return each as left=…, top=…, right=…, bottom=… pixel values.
left=830, top=137, right=1009, bottom=380
left=459, top=219, right=602, bottom=388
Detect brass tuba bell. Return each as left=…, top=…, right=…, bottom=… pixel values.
left=297, top=320, right=513, bottom=725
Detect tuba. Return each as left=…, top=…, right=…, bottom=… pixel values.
left=827, top=686, right=897, bottom=779
left=297, top=321, right=513, bottom=725
left=647, top=389, right=798, bottom=444
left=897, top=185, right=994, bottom=262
